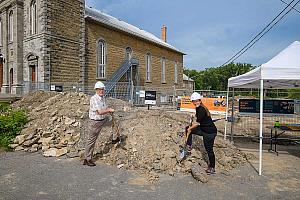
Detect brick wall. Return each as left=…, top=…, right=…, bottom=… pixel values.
left=85, top=19, right=184, bottom=89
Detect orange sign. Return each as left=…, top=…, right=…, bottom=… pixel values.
left=180, top=96, right=226, bottom=114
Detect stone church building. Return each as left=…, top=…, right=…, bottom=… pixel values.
left=0, top=0, right=185, bottom=97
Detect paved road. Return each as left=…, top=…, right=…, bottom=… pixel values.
left=0, top=150, right=299, bottom=200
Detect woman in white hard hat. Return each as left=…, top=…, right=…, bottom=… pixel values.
left=83, top=81, right=115, bottom=167
left=187, top=92, right=217, bottom=174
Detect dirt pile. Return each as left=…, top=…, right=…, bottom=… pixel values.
left=11, top=91, right=254, bottom=183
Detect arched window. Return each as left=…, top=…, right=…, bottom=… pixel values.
left=97, top=40, right=106, bottom=78
left=0, top=19, right=2, bottom=46
left=30, top=0, right=37, bottom=35
left=174, top=61, right=178, bottom=84
left=146, top=53, right=151, bottom=81
left=125, top=47, right=132, bottom=60
left=9, top=11, right=13, bottom=42
left=161, top=57, right=166, bottom=83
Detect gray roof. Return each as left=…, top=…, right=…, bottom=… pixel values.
left=183, top=74, right=194, bottom=82
left=85, top=6, right=185, bottom=54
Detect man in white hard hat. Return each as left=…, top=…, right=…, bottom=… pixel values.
left=187, top=92, right=217, bottom=174
left=83, top=81, right=115, bottom=167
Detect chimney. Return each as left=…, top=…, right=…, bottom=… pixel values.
left=161, top=25, right=167, bottom=42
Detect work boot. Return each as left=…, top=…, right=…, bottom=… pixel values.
left=83, top=159, right=96, bottom=167
left=205, top=167, right=215, bottom=174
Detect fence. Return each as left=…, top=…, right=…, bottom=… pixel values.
left=225, top=89, right=300, bottom=141
left=18, top=82, right=300, bottom=138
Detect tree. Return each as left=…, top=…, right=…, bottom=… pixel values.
left=184, top=62, right=255, bottom=91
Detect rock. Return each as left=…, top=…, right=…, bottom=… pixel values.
left=32, top=144, right=39, bottom=148
left=23, top=137, right=39, bottom=147
left=72, top=122, right=79, bottom=127
left=26, top=133, right=35, bottom=141
left=42, top=131, right=52, bottom=138
left=15, top=146, right=24, bottom=151
left=42, top=145, right=49, bottom=151
left=65, top=117, right=76, bottom=125
left=50, top=111, right=58, bottom=117
left=117, top=164, right=124, bottom=169
left=43, top=148, right=68, bottom=157
left=9, top=144, right=19, bottom=149
left=14, top=135, right=26, bottom=145
left=191, top=164, right=209, bottom=183
left=28, top=147, right=38, bottom=153
left=38, top=136, right=53, bottom=145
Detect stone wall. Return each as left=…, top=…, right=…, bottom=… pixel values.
left=0, top=0, right=24, bottom=94
left=85, top=19, right=184, bottom=89
left=45, top=0, right=85, bottom=87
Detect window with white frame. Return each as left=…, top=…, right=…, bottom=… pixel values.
left=30, top=0, right=37, bottom=35
left=174, top=61, right=178, bottom=84
left=97, top=40, right=106, bottom=78
left=161, top=57, right=166, bottom=83
left=9, top=11, right=13, bottom=42
left=0, top=19, right=2, bottom=46
left=146, top=53, right=151, bottom=81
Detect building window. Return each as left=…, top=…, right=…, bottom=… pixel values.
left=125, top=47, right=132, bottom=60
left=9, top=11, right=13, bottom=42
left=146, top=53, right=151, bottom=81
left=161, top=57, right=166, bottom=83
left=0, top=19, right=2, bottom=46
left=174, top=62, right=178, bottom=84
left=30, top=0, right=37, bottom=35
left=97, top=40, right=106, bottom=78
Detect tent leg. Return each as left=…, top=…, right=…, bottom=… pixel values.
left=224, top=86, right=230, bottom=140
left=230, top=88, right=235, bottom=142
left=259, top=79, right=264, bottom=175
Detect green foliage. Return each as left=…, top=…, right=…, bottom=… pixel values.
left=288, top=89, right=300, bottom=99
left=185, top=62, right=255, bottom=91
left=0, top=103, right=27, bottom=149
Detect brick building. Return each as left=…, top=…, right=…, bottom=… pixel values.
left=0, top=0, right=185, bottom=97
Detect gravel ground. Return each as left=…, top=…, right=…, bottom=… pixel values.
left=1, top=142, right=299, bottom=200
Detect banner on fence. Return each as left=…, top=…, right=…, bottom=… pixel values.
left=180, top=96, right=226, bottom=114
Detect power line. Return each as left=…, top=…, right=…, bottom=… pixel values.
left=226, top=0, right=300, bottom=65
left=220, top=0, right=299, bottom=67
left=280, top=0, right=300, bottom=14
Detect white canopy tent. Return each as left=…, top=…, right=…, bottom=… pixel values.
left=225, top=41, right=300, bottom=175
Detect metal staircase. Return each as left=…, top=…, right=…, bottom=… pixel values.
left=105, top=58, right=138, bottom=97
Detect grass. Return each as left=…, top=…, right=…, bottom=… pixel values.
left=0, top=103, right=27, bottom=150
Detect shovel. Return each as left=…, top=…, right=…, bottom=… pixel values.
left=178, top=116, right=194, bottom=162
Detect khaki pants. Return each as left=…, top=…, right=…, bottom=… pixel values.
left=84, top=117, right=112, bottom=161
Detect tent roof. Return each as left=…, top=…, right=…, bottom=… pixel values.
left=228, top=41, right=300, bottom=89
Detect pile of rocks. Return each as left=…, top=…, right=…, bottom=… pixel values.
left=11, top=91, right=254, bottom=183
left=11, top=91, right=90, bottom=157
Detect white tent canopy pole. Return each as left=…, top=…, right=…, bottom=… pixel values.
left=224, top=86, right=230, bottom=140
left=259, top=79, right=263, bottom=175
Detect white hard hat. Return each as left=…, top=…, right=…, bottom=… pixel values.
left=94, top=81, right=105, bottom=89
left=190, top=92, right=203, bottom=101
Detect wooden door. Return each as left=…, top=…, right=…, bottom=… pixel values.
left=31, top=65, right=36, bottom=82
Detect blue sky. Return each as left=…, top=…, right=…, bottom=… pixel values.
left=86, top=0, right=300, bottom=70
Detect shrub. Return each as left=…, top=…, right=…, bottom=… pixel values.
left=0, top=103, right=27, bottom=149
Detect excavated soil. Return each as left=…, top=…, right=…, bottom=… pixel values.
left=11, top=91, right=254, bottom=183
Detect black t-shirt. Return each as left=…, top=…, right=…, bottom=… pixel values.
left=195, top=105, right=217, bottom=134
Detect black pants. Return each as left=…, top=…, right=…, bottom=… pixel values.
left=187, top=126, right=216, bottom=168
